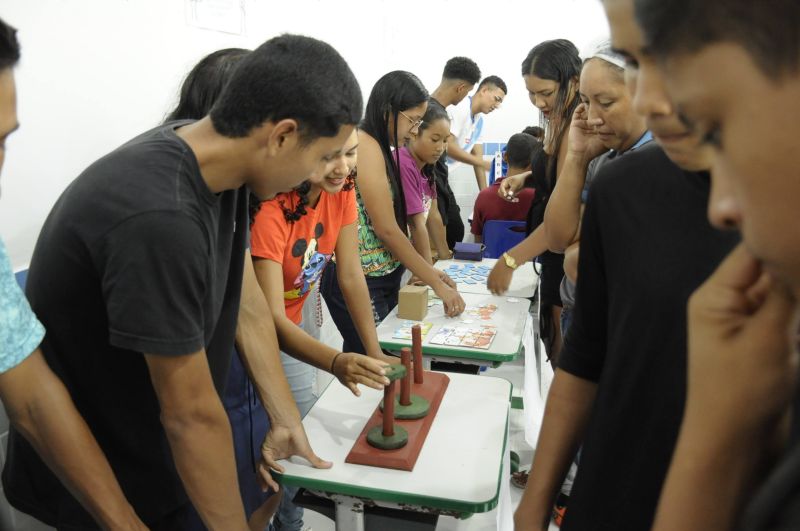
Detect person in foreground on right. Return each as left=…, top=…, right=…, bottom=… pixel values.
left=513, top=0, right=741, bottom=528
left=628, top=0, right=800, bottom=529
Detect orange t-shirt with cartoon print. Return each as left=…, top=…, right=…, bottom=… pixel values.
left=251, top=188, right=357, bottom=325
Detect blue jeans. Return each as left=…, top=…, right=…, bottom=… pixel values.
left=222, top=349, right=274, bottom=528
left=320, top=261, right=404, bottom=354
left=274, top=305, right=320, bottom=531
left=274, top=352, right=317, bottom=531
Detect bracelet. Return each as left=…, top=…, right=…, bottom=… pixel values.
left=330, top=351, right=344, bottom=376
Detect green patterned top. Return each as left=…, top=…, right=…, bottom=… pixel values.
left=356, top=184, right=402, bottom=277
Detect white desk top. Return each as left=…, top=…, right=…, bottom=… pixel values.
left=434, top=258, right=538, bottom=298
left=276, top=373, right=512, bottom=515
left=377, top=292, right=531, bottom=363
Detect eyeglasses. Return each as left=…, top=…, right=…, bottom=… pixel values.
left=493, top=95, right=504, bottom=106
left=399, top=110, right=424, bottom=129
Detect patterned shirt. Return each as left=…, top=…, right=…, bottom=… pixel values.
left=355, top=184, right=401, bottom=277
left=0, top=239, right=44, bottom=373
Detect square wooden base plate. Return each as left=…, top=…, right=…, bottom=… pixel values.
left=345, top=371, right=450, bottom=471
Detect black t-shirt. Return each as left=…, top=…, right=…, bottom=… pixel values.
left=2, top=122, right=249, bottom=527
left=558, top=143, right=739, bottom=531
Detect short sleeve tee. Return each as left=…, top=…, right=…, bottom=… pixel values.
left=2, top=122, right=249, bottom=527
left=398, top=147, right=437, bottom=218
left=251, top=187, right=357, bottom=324
left=446, top=97, right=485, bottom=171
left=556, top=144, right=739, bottom=530
left=0, top=240, right=44, bottom=373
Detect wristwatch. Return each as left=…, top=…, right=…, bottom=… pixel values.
left=502, top=252, right=519, bottom=270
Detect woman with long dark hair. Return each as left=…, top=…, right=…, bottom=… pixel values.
left=488, top=39, right=581, bottom=364
left=321, top=71, right=465, bottom=355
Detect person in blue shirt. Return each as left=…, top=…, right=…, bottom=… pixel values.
left=0, top=17, right=146, bottom=530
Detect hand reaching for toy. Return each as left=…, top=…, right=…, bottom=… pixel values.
left=331, top=352, right=390, bottom=396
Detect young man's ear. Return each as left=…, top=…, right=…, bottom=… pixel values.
left=253, top=119, right=299, bottom=155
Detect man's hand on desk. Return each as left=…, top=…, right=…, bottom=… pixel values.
left=258, top=423, right=332, bottom=492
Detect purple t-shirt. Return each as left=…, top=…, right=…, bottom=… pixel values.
left=398, top=147, right=437, bottom=217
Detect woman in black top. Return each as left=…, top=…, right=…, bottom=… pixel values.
left=489, top=39, right=581, bottom=363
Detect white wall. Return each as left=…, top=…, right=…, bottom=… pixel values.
left=0, top=0, right=609, bottom=268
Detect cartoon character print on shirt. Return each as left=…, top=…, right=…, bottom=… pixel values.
left=285, top=222, right=332, bottom=300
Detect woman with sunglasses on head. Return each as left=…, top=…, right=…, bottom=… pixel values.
left=321, top=71, right=465, bottom=356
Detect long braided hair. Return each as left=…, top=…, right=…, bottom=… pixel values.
left=248, top=169, right=357, bottom=226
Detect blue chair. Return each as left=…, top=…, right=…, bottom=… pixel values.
left=482, top=220, right=526, bottom=259
left=15, top=269, right=28, bottom=290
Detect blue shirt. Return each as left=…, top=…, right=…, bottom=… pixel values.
left=0, top=239, right=44, bottom=373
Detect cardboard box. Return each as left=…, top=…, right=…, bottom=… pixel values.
left=397, top=285, right=429, bottom=321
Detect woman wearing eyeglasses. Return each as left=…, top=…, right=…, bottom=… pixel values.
left=321, top=71, right=465, bottom=355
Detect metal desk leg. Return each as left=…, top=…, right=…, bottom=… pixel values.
left=332, top=495, right=366, bottom=531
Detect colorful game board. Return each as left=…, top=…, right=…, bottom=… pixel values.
left=393, top=321, right=433, bottom=340
left=429, top=324, right=497, bottom=350
left=444, top=263, right=492, bottom=285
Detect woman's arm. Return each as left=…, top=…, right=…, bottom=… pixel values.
left=487, top=225, right=549, bottom=296
left=408, top=212, right=434, bottom=265
left=426, top=198, right=451, bottom=259
left=334, top=223, right=394, bottom=363
left=356, top=132, right=464, bottom=316
left=252, top=258, right=388, bottom=395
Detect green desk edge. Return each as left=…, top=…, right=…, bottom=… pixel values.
left=377, top=338, right=521, bottom=363
left=273, top=380, right=513, bottom=518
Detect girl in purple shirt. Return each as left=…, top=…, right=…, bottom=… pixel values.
left=398, top=98, right=452, bottom=263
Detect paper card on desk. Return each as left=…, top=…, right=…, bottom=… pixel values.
left=465, top=303, right=498, bottom=321
left=392, top=321, right=434, bottom=340
left=429, top=325, right=497, bottom=350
